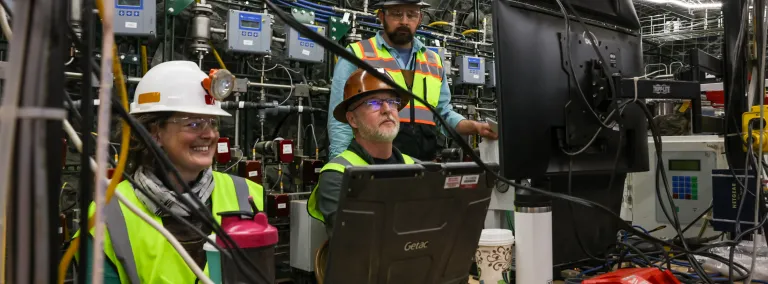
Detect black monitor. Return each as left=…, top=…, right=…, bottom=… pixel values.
left=491, top=0, right=650, bottom=270
left=492, top=0, right=649, bottom=180
left=324, top=162, right=498, bottom=284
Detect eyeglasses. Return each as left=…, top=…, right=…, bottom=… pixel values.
left=385, top=9, right=421, bottom=21
left=352, top=98, right=402, bottom=112
left=167, top=117, right=220, bottom=133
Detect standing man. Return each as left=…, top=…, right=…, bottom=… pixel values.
left=308, top=68, right=417, bottom=235
left=328, top=0, right=497, bottom=161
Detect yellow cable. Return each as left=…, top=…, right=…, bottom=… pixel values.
left=461, top=29, right=480, bottom=36
left=57, top=2, right=131, bottom=282
left=140, top=45, right=148, bottom=75
left=427, top=21, right=450, bottom=27
left=209, top=41, right=227, bottom=70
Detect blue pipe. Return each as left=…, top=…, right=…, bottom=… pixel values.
left=297, top=0, right=377, bottom=21
left=296, top=0, right=335, bottom=13
left=277, top=0, right=338, bottom=18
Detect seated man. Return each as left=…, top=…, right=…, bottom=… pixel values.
left=307, top=68, right=418, bottom=235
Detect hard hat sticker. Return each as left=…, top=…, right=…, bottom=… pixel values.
left=138, top=92, right=161, bottom=104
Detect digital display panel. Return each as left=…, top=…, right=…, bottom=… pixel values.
left=118, top=0, right=141, bottom=7
left=241, top=19, right=260, bottom=29
left=469, top=62, right=480, bottom=68
left=668, top=159, right=701, bottom=171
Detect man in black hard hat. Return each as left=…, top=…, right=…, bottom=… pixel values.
left=327, top=0, right=497, bottom=161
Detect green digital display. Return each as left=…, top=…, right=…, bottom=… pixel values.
left=668, top=159, right=700, bottom=171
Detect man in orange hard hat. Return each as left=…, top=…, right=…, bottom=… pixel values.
left=307, top=68, right=418, bottom=235
left=328, top=0, right=497, bottom=162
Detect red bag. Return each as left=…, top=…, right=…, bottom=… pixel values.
left=582, top=268, right=680, bottom=284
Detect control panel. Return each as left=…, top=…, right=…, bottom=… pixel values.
left=427, top=46, right=448, bottom=65
left=654, top=151, right=714, bottom=225
left=485, top=60, right=496, bottom=88
left=625, top=135, right=724, bottom=239
left=114, top=0, right=156, bottom=36
left=226, top=10, right=273, bottom=54
left=286, top=24, right=326, bottom=63
left=457, top=55, right=485, bottom=85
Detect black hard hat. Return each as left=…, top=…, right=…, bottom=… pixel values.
left=372, top=0, right=431, bottom=9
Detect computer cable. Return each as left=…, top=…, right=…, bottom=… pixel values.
left=677, top=205, right=713, bottom=238
left=642, top=103, right=714, bottom=283
left=262, top=1, right=762, bottom=277
left=553, top=0, right=615, bottom=129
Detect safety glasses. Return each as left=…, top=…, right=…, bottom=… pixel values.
left=385, top=9, right=421, bottom=21
left=167, top=117, right=220, bottom=133
left=352, top=98, right=402, bottom=112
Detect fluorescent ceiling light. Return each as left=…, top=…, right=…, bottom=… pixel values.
left=641, top=0, right=722, bottom=9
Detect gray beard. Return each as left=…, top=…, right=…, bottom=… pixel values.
left=356, top=115, right=400, bottom=142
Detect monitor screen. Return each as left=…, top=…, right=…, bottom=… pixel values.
left=118, top=0, right=141, bottom=7
left=241, top=19, right=260, bottom=29
left=468, top=62, right=479, bottom=69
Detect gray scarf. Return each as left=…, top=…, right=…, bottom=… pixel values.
left=133, top=166, right=215, bottom=217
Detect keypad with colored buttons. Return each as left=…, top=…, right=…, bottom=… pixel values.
left=672, top=176, right=698, bottom=200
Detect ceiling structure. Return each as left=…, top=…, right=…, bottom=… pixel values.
left=632, top=0, right=725, bottom=74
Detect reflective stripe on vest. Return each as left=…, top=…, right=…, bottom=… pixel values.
left=104, top=197, right=141, bottom=284
left=306, top=150, right=415, bottom=223
left=349, top=37, right=443, bottom=126
left=105, top=174, right=253, bottom=284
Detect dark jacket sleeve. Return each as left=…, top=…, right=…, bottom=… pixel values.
left=316, top=170, right=344, bottom=236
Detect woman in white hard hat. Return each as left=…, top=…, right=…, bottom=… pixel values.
left=77, top=61, right=265, bottom=283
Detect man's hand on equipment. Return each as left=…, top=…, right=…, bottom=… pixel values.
left=455, top=119, right=498, bottom=140
left=474, top=121, right=498, bottom=140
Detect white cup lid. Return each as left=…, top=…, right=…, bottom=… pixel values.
left=203, top=234, right=218, bottom=251
left=478, top=229, right=514, bottom=246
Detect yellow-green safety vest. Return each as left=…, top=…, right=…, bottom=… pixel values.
left=348, top=37, right=444, bottom=126
left=75, top=172, right=264, bottom=284
left=306, top=150, right=415, bottom=223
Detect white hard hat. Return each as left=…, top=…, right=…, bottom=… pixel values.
left=130, top=61, right=231, bottom=117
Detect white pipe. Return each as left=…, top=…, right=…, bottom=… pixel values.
left=61, top=120, right=214, bottom=284
left=0, top=4, right=12, bottom=41
left=92, top=0, right=116, bottom=282
left=638, top=0, right=721, bottom=9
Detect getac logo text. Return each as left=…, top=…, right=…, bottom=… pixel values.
left=404, top=241, right=429, bottom=251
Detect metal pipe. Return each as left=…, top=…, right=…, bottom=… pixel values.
left=210, top=27, right=226, bottom=34
left=65, top=71, right=142, bottom=83
left=260, top=57, right=267, bottom=102
left=451, top=10, right=456, bottom=35
left=65, top=72, right=329, bottom=93
left=296, top=97, right=303, bottom=157
left=234, top=93, right=240, bottom=148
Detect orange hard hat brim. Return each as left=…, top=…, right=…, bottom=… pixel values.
left=332, top=89, right=412, bottom=123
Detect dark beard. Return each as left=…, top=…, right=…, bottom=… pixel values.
left=384, top=22, right=414, bottom=45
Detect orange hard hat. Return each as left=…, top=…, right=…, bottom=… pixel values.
left=333, top=68, right=412, bottom=123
